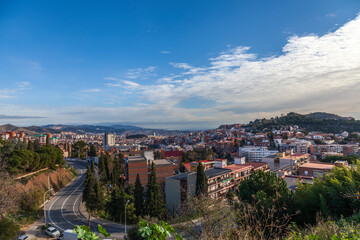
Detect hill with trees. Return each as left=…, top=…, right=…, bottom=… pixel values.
left=245, top=112, right=360, bottom=133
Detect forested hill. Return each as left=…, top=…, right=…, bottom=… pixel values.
left=245, top=112, right=359, bottom=133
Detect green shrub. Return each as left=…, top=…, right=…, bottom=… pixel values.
left=0, top=217, right=20, bottom=240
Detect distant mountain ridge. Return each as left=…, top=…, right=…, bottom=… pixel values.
left=0, top=123, right=143, bottom=135
left=0, top=124, right=55, bottom=135
left=43, top=124, right=143, bottom=134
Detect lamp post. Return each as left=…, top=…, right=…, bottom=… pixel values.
left=125, top=200, right=130, bottom=236
left=43, top=188, right=53, bottom=226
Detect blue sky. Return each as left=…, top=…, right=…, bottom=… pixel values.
left=1, top=1, right=360, bottom=129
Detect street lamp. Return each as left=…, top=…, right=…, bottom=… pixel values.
left=125, top=200, right=130, bottom=236
left=43, top=188, right=53, bottom=226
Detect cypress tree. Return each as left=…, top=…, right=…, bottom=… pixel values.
left=88, top=144, right=97, bottom=157
left=99, top=153, right=106, bottom=174
left=145, top=162, right=166, bottom=219
left=134, top=174, right=144, bottom=217
left=27, top=140, right=34, bottom=152
left=195, top=163, right=208, bottom=197
left=91, top=159, right=95, bottom=175
left=83, top=166, right=103, bottom=211
left=94, top=179, right=104, bottom=211
left=107, top=185, right=126, bottom=222
left=83, top=167, right=96, bottom=207
left=104, top=154, right=111, bottom=182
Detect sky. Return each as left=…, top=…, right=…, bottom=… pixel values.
left=1, top=0, right=360, bottom=130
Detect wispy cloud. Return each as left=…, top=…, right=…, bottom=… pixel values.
left=161, top=51, right=171, bottom=54
left=28, top=61, right=42, bottom=71
left=126, top=66, right=156, bottom=79
left=16, top=81, right=31, bottom=89
left=326, top=12, right=338, bottom=18
left=0, top=89, right=17, bottom=99
left=0, top=81, right=31, bottom=99
left=80, top=88, right=101, bottom=93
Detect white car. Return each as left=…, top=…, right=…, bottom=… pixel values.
left=46, top=227, right=61, bottom=238
left=17, top=234, right=29, bottom=240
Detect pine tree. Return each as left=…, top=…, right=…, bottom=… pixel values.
left=134, top=174, right=144, bottom=217
left=195, top=163, right=208, bottom=197
left=145, top=163, right=167, bottom=219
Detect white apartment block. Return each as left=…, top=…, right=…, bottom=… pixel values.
left=239, top=147, right=278, bottom=162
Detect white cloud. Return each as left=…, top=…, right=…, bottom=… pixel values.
left=169, top=62, right=193, bottom=69
left=106, top=79, right=141, bottom=90
left=140, top=13, right=360, bottom=123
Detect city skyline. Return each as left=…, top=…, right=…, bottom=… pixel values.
left=1, top=1, right=360, bottom=129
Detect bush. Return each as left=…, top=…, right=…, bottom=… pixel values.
left=0, top=217, right=20, bottom=240
left=20, top=189, right=43, bottom=211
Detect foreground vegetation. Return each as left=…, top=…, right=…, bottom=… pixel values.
left=0, top=139, right=75, bottom=240
left=125, top=163, right=360, bottom=240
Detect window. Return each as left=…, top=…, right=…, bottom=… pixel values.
left=304, top=170, right=308, bottom=176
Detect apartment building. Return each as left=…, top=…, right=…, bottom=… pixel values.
left=278, top=140, right=309, bottom=154
left=126, top=154, right=174, bottom=185
left=310, top=144, right=358, bottom=159
left=165, top=159, right=269, bottom=215
left=239, top=147, right=278, bottom=162
left=103, top=133, right=116, bottom=147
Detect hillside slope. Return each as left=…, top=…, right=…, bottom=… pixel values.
left=246, top=112, right=359, bottom=133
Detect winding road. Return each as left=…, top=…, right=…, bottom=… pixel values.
left=45, top=161, right=126, bottom=239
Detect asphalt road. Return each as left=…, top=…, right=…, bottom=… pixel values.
left=45, top=161, right=126, bottom=239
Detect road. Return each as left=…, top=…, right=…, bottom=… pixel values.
left=45, top=162, right=126, bottom=239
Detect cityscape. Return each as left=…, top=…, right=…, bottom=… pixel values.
left=1, top=1, right=360, bottom=240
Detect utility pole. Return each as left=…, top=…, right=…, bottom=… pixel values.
left=43, top=188, right=53, bottom=226
left=125, top=200, right=130, bottom=235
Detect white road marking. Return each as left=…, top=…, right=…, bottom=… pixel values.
left=47, top=164, right=84, bottom=231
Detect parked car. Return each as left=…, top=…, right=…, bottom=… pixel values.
left=57, top=229, right=78, bottom=240
left=17, top=234, right=29, bottom=240
left=46, top=226, right=61, bottom=238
